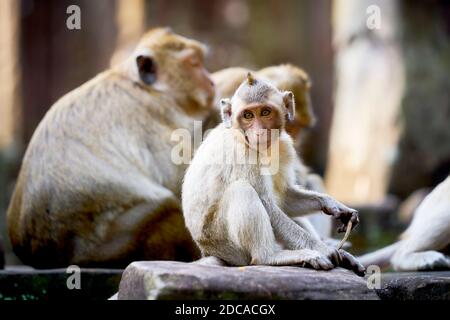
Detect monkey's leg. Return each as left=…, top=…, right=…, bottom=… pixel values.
left=72, top=189, right=199, bottom=266
left=263, top=199, right=366, bottom=276
left=392, top=251, right=450, bottom=271
left=264, top=199, right=337, bottom=255
left=292, top=217, right=322, bottom=241
left=192, top=256, right=226, bottom=266
left=391, top=223, right=450, bottom=271
left=221, top=180, right=334, bottom=270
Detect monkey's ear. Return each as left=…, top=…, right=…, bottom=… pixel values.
left=220, top=98, right=232, bottom=128
left=283, top=91, right=295, bottom=122
left=136, top=55, right=157, bottom=85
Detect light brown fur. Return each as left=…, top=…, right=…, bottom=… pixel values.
left=7, top=28, right=214, bottom=268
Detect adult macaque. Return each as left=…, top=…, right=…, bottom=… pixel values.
left=360, top=175, right=450, bottom=271
left=209, top=65, right=332, bottom=240
left=7, top=28, right=214, bottom=268
left=182, top=74, right=364, bottom=275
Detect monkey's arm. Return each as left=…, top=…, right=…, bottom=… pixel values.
left=264, top=199, right=365, bottom=276
left=282, top=185, right=359, bottom=232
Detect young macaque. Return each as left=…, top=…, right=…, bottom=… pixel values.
left=209, top=65, right=333, bottom=241
left=182, top=74, right=365, bottom=275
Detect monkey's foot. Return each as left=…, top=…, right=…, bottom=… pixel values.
left=191, top=256, right=226, bottom=266
left=393, top=251, right=450, bottom=271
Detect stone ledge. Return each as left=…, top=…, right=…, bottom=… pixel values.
left=0, top=267, right=123, bottom=300
left=118, top=261, right=379, bottom=300
left=378, top=271, right=450, bottom=300
left=1, top=263, right=448, bottom=300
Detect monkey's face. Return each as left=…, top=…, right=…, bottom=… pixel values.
left=236, top=104, right=282, bottom=151
left=132, top=28, right=215, bottom=111
left=175, top=47, right=215, bottom=109
left=221, top=74, right=296, bottom=152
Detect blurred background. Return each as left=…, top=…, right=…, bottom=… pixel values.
left=0, top=0, right=449, bottom=265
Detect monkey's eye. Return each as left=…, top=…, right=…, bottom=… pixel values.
left=243, top=111, right=254, bottom=120
left=260, top=108, right=272, bottom=117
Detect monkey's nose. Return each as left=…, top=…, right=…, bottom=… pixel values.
left=255, top=129, right=267, bottom=136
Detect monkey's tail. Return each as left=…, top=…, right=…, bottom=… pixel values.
left=357, top=241, right=403, bottom=269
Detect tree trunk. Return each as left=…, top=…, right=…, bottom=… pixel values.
left=0, top=0, right=21, bottom=268
left=326, top=0, right=404, bottom=205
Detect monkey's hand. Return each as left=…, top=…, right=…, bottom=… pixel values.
left=315, top=242, right=365, bottom=277
left=314, top=242, right=344, bottom=268
left=337, top=249, right=366, bottom=277
left=319, top=196, right=359, bottom=233
left=297, top=249, right=335, bottom=271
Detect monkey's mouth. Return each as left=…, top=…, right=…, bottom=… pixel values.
left=244, top=134, right=271, bottom=151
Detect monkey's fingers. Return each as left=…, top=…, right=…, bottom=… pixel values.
left=302, top=257, right=334, bottom=271
left=327, top=248, right=343, bottom=266
left=338, top=250, right=366, bottom=277
left=336, top=211, right=359, bottom=233
left=316, top=257, right=334, bottom=270
left=350, top=212, right=359, bottom=229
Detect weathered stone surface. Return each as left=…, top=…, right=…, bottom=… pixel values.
left=1, top=263, right=448, bottom=300
left=0, top=267, right=123, bottom=300
left=377, top=271, right=450, bottom=300
left=118, top=261, right=379, bottom=300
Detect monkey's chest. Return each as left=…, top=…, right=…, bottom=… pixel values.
left=271, top=172, right=288, bottom=203
left=228, top=165, right=286, bottom=204
left=271, top=174, right=283, bottom=194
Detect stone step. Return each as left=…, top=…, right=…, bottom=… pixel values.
left=1, top=262, right=449, bottom=300
left=117, top=261, right=379, bottom=300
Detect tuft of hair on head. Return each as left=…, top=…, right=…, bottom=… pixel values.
left=247, top=72, right=256, bottom=86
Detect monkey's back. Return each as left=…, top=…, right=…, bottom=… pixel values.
left=7, top=71, right=190, bottom=267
